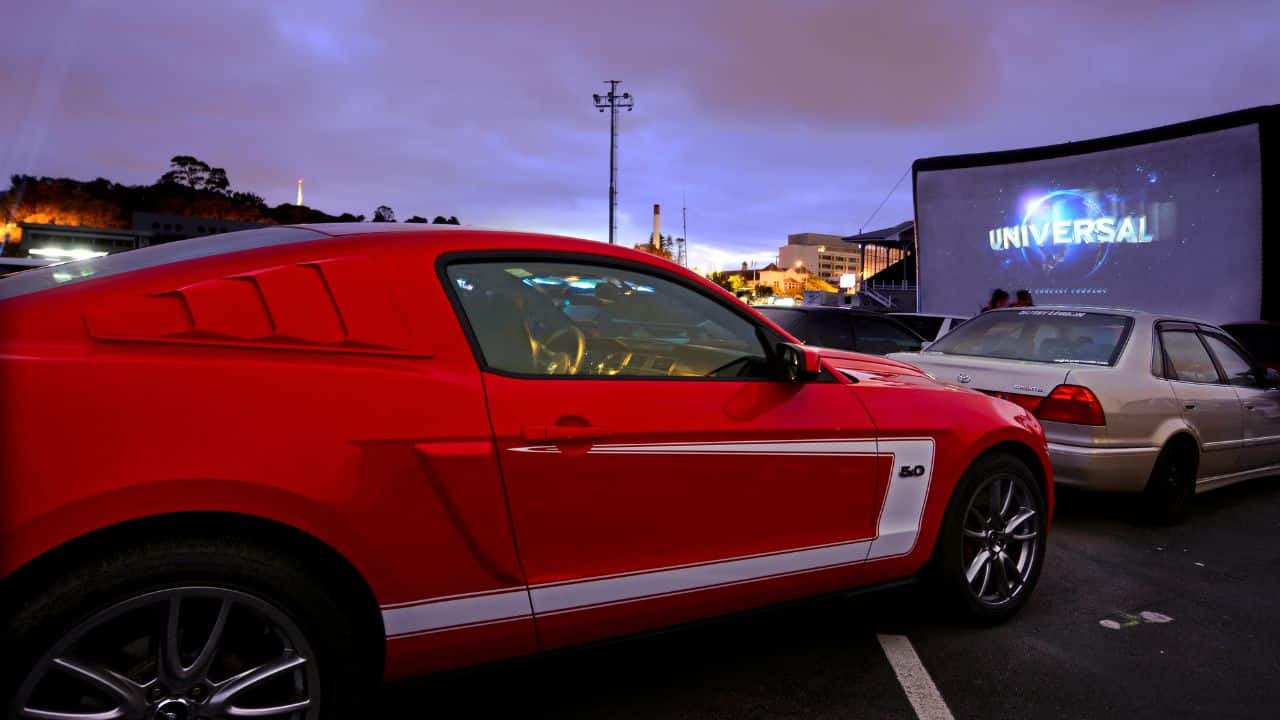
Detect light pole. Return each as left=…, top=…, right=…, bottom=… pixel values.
left=592, top=80, right=633, bottom=245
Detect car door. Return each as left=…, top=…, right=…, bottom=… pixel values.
left=1201, top=331, right=1280, bottom=472
left=442, top=255, right=890, bottom=649
left=1157, top=323, right=1243, bottom=479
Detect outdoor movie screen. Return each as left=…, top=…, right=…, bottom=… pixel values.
left=915, top=124, right=1263, bottom=323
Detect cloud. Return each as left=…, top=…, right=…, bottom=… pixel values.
left=1, top=0, right=1277, bottom=270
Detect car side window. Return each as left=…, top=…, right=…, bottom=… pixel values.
left=1160, top=330, right=1220, bottom=384
left=445, top=259, right=772, bottom=378
left=852, top=317, right=923, bottom=354
left=1202, top=334, right=1257, bottom=387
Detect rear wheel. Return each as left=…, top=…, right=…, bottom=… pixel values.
left=936, top=452, right=1046, bottom=623
left=1142, top=442, right=1196, bottom=524
left=3, top=537, right=379, bottom=719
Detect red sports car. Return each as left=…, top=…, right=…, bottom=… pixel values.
left=0, top=225, right=1051, bottom=718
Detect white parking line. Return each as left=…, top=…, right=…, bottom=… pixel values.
left=877, top=634, right=955, bottom=720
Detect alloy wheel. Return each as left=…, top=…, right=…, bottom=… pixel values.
left=13, top=586, right=319, bottom=720
left=960, top=472, right=1041, bottom=607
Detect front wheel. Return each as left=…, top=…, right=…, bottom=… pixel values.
left=935, top=452, right=1047, bottom=623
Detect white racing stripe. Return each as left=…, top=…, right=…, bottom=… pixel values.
left=530, top=539, right=872, bottom=615
left=384, top=437, right=936, bottom=638
left=877, top=634, right=955, bottom=720
left=511, top=438, right=879, bottom=455
left=869, top=439, right=936, bottom=559
left=382, top=589, right=531, bottom=639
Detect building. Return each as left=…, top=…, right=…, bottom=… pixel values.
left=841, top=221, right=913, bottom=282
left=5, top=213, right=272, bottom=261
left=776, top=222, right=917, bottom=309
left=132, top=212, right=269, bottom=244
left=843, top=221, right=917, bottom=311
left=777, top=233, right=862, bottom=288
left=16, top=222, right=151, bottom=260
left=755, top=263, right=807, bottom=295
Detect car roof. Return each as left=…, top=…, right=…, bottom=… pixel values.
left=889, top=312, right=968, bottom=319
left=0, top=224, right=688, bottom=302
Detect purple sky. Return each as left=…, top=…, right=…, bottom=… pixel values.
left=2, top=1, right=1277, bottom=270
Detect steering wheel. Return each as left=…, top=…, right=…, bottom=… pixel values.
left=530, top=324, right=586, bottom=375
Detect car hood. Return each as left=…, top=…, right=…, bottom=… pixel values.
left=814, top=347, right=932, bottom=382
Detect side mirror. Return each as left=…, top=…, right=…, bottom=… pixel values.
left=777, top=342, right=822, bottom=381
left=1264, top=368, right=1280, bottom=388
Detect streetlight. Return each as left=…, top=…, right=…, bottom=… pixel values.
left=592, top=80, right=634, bottom=245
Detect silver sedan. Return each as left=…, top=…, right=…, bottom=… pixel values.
left=890, top=307, right=1280, bottom=522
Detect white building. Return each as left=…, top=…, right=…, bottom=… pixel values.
left=777, top=233, right=862, bottom=289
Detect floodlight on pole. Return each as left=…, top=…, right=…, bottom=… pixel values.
left=592, top=80, right=634, bottom=245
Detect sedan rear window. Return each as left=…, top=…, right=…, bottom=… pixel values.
left=925, top=309, right=1132, bottom=366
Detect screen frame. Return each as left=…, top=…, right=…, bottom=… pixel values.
left=911, top=105, right=1279, bottom=320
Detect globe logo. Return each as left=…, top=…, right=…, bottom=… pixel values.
left=1017, top=190, right=1110, bottom=279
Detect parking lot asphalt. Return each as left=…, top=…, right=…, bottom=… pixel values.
left=378, top=479, right=1280, bottom=719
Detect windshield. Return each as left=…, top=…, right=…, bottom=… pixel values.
left=925, top=309, right=1132, bottom=365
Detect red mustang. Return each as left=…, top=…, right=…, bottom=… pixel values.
left=0, top=225, right=1051, bottom=718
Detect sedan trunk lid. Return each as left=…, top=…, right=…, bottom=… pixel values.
left=886, top=352, right=1071, bottom=400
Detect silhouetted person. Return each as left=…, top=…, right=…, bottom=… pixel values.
left=982, top=288, right=1010, bottom=313
left=1013, top=289, right=1034, bottom=307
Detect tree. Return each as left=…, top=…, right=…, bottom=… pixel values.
left=802, top=276, right=838, bottom=293
left=372, top=205, right=396, bottom=222
left=432, top=215, right=449, bottom=224
left=755, top=285, right=774, bottom=298
left=204, top=167, right=230, bottom=193
left=158, top=155, right=207, bottom=187
left=708, top=271, right=746, bottom=293
left=659, top=233, right=674, bottom=259
left=157, top=155, right=231, bottom=193
left=405, top=215, right=429, bottom=223
left=230, top=190, right=264, bottom=206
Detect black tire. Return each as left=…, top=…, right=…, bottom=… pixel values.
left=935, top=452, right=1047, bottom=624
left=1141, top=443, right=1196, bottom=524
left=2, top=536, right=380, bottom=719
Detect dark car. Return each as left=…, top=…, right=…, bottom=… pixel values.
left=755, top=305, right=926, bottom=355
left=1222, top=322, right=1280, bottom=371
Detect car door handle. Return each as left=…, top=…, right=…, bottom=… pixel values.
left=1184, top=403, right=1196, bottom=410
left=521, top=424, right=611, bottom=442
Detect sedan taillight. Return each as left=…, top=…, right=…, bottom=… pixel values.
left=1035, top=384, right=1106, bottom=426
left=987, top=390, right=1044, bottom=414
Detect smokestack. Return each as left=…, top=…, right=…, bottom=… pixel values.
left=651, top=203, right=661, bottom=250
left=296, top=178, right=304, bottom=206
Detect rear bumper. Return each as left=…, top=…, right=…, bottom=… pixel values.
left=1047, top=442, right=1160, bottom=493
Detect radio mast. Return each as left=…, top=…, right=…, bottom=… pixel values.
left=677, top=197, right=688, bottom=267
